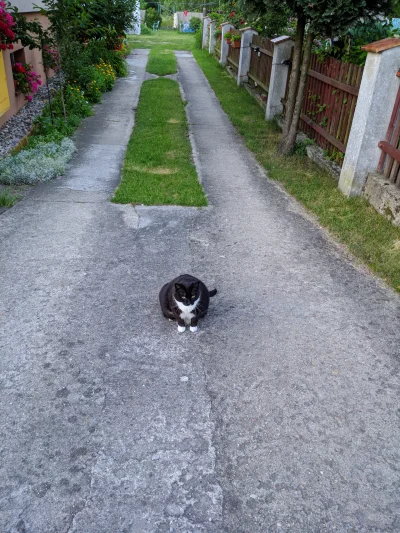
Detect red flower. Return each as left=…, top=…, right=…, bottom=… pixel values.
left=0, top=1, right=15, bottom=48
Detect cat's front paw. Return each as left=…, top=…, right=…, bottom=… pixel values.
left=190, top=326, right=198, bottom=333
left=177, top=325, right=186, bottom=333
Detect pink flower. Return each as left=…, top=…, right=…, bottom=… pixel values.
left=27, top=95, right=32, bottom=101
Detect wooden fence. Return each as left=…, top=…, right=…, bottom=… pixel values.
left=378, top=74, right=400, bottom=187
left=248, top=35, right=274, bottom=95
left=227, top=29, right=241, bottom=75
left=299, top=54, right=364, bottom=165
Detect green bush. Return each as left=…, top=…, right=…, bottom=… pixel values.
left=161, top=15, right=173, bottom=28
left=141, top=24, right=152, bottom=35
left=32, top=83, right=93, bottom=138
left=194, top=27, right=202, bottom=48
left=83, top=39, right=127, bottom=78
left=313, top=20, right=399, bottom=66
left=34, top=114, right=81, bottom=137
left=25, top=131, right=66, bottom=149
left=62, top=39, right=127, bottom=93
left=145, top=7, right=161, bottom=28
left=189, top=17, right=201, bottom=32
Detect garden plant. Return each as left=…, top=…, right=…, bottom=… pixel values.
left=0, top=0, right=137, bottom=187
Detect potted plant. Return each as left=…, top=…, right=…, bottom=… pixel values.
left=225, top=31, right=233, bottom=45
left=12, top=62, right=42, bottom=101
left=214, top=28, right=222, bottom=40
left=231, top=34, right=241, bottom=48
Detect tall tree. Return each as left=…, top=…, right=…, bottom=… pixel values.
left=279, top=0, right=393, bottom=155
left=240, top=0, right=393, bottom=154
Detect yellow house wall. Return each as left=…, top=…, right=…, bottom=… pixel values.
left=0, top=12, right=54, bottom=129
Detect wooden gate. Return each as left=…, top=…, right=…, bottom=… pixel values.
left=299, top=54, right=363, bottom=165
left=378, top=72, right=400, bottom=187
left=248, top=35, right=274, bottom=95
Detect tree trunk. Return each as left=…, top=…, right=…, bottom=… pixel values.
left=41, top=42, right=54, bottom=126
left=56, top=37, right=67, bottom=120
left=279, top=31, right=314, bottom=155
left=279, top=14, right=305, bottom=148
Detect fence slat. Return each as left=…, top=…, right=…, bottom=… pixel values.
left=377, top=81, right=400, bottom=186
left=308, top=69, right=360, bottom=96
left=301, top=113, right=346, bottom=152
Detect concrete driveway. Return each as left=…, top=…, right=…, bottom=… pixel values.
left=0, top=49, right=399, bottom=533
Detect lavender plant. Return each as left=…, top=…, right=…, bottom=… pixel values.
left=0, top=138, right=76, bottom=185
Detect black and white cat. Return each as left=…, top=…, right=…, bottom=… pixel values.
left=159, top=274, right=217, bottom=333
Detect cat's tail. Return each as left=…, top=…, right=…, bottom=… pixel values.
left=209, top=288, right=217, bottom=297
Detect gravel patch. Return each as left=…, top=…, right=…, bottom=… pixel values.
left=0, top=74, right=62, bottom=157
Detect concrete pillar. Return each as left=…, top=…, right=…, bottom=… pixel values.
left=339, top=38, right=400, bottom=196
left=173, top=12, right=178, bottom=30
left=202, top=16, right=211, bottom=49
left=265, top=36, right=293, bottom=120
left=237, top=27, right=258, bottom=86
left=127, top=0, right=141, bottom=34
left=220, top=22, right=234, bottom=66
left=209, top=20, right=217, bottom=55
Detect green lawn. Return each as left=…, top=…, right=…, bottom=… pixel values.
left=113, top=77, right=207, bottom=206
left=0, top=188, right=20, bottom=207
left=192, top=48, right=400, bottom=292
left=124, top=30, right=400, bottom=292
left=127, top=30, right=197, bottom=52
left=146, top=48, right=177, bottom=76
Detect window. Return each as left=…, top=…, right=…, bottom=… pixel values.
left=10, top=49, right=26, bottom=68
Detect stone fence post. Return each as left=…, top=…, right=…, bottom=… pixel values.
left=202, top=16, right=211, bottom=49
left=265, top=36, right=293, bottom=120
left=220, top=22, right=234, bottom=66
left=237, top=27, right=258, bottom=86
left=209, top=20, right=217, bottom=54
left=339, top=38, right=400, bottom=196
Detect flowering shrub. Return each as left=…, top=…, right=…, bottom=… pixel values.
left=113, top=35, right=124, bottom=51
left=0, top=138, right=76, bottom=185
left=65, top=84, right=92, bottom=116
left=117, top=41, right=128, bottom=58
left=84, top=70, right=103, bottom=103
left=96, top=59, right=116, bottom=91
left=33, top=83, right=92, bottom=138
left=0, top=1, right=15, bottom=51
left=12, top=62, right=42, bottom=100
left=80, top=60, right=116, bottom=103
left=42, top=45, right=59, bottom=72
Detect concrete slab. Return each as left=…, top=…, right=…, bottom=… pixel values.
left=175, top=51, right=400, bottom=532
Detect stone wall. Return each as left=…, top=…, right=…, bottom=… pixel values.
left=364, top=173, right=400, bottom=226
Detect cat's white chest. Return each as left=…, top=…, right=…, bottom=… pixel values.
left=175, top=298, right=200, bottom=324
